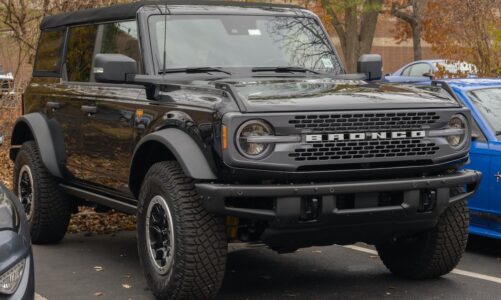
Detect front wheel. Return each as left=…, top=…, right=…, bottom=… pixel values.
left=137, top=161, right=227, bottom=300
left=376, top=190, right=469, bottom=279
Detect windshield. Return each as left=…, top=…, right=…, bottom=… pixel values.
left=148, top=14, right=343, bottom=74
left=468, top=88, right=501, bottom=135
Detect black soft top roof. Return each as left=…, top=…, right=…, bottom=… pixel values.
left=40, top=0, right=302, bottom=30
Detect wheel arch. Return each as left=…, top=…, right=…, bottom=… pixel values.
left=129, top=128, right=217, bottom=198
left=10, top=113, right=66, bottom=178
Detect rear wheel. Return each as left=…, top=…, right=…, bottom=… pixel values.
left=13, top=141, right=71, bottom=244
left=137, top=161, right=227, bottom=300
left=376, top=188, right=468, bottom=279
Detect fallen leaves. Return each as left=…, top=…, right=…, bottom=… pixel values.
left=122, top=283, right=132, bottom=289
left=68, top=207, right=136, bottom=235
left=93, top=292, right=104, bottom=297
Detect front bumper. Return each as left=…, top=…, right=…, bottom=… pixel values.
left=196, top=170, right=481, bottom=245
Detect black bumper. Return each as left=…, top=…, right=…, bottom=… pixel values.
left=196, top=170, right=481, bottom=245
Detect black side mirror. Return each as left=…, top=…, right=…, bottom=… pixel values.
left=471, top=132, right=480, bottom=141
left=357, top=54, right=382, bottom=81
left=423, top=72, right=435, bottom=80
left=94, top=54, right=137, bottom=83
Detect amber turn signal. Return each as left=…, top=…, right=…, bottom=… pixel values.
left=222, top=125, right=228, bottom=150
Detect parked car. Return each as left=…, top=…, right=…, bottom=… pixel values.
left=0, top=134, right=35, bottom=300
left=10, top=1, right=481, bottom=299
left=435, top=79, right=501, bottom=239
left=383, top=59, right=478, bottom=84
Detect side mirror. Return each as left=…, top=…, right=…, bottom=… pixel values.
left=357, top=54, right=382, bottom=81
left=471, top=132, right=480, bottom=141
left=93, top=54, right=137, bottom=83
left=423, top=72, right=435, bottom=80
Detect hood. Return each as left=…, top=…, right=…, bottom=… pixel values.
left=216, top=78, right=459, bottom=113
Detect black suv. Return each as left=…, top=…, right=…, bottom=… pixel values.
left=10, top=1, right=481, bottom=299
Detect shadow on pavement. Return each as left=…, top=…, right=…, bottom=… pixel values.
left=466, top=235, right=501, bottom=258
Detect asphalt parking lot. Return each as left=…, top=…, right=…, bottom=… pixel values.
left=33, top=231, right=501, bottom=300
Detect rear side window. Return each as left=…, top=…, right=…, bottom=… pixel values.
left=34, top=30, right=65, bottom=75
left=66, top=25, right=98, bottom=82
left=99, top=21, right=141, bottom=70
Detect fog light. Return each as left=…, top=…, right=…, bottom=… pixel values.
left=0, top=260, right=25, bottom=295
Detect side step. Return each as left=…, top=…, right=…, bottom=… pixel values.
left=60, top=184, right=137, bottom=214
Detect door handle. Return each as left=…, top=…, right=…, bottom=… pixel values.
left=81, top=105, right=97, bottom=115
left=47, top=102, right=61, bottom=110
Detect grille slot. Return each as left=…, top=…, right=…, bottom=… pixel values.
left=289, top=112, right=440, bottom=132
left=289, top=139, right=439, bottom=161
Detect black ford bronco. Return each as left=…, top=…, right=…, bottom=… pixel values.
left=10, top=1, right=481, bottom=299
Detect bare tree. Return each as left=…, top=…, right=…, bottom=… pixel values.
left=389, top=0, right=427, bottom=61
left=320, top=0, right=383, bottom=73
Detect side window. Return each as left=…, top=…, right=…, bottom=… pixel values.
left=98, top=21, right=142, bottom=72
left=34, top=29, right=65, bottom=74
left=408, top=63, right=432, bottom=77
left=66, top=25, right=98, bottom=82
left=402, top=65, right=412, bottom=76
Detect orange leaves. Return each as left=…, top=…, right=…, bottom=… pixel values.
left=421, top=0, right=501, bottom=76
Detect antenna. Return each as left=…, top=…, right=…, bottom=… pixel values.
left=162, top=0, right=169, bottom=74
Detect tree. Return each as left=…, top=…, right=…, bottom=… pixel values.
left=389, top=0, right=427, bottom=61
left=320, top=0, right=384, bottom=73
left=422, top=0, right=501, bottom=76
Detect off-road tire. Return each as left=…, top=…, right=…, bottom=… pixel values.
left=137, top=161, right=227, bottom=300
left=376, top=187, right=468, bottom=279
left=13, top=141, right=71, bottom=244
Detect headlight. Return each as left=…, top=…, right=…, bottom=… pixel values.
left=0, top=190, right=19, bottom=231
left=236, top=120, right=274, bottom=159
left=0, top=260, right=25, bottom=295
left=447, top=114, right=468, bottom=148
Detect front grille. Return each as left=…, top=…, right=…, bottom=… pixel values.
left=289, top=139, right=439, bottom=161
left=289, top=112, right=440, bottom=132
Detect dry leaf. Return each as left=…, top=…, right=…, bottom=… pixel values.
left=93, top=292, right=104, bottom=297
left=122, top=284, right=132, bottom=289
left=94, top=266, right=103, bottom=272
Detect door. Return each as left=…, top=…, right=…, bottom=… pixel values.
left=80, top=20, right=143, bottom=194
left=487, top=142, right=501, bottom=233
left=467, top=135, right=491, bottom=229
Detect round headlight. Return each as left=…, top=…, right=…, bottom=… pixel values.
left=447, top=114, right=467, bottom=148
left=236, top=120, right=274, bottom=159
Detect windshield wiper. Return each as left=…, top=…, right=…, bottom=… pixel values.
left=159, top=67, right=231, bottom=75
left=252, top=66, right=320, bottom=74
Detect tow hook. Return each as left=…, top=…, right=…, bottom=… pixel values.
left=301, top=197, right=320, bottom=221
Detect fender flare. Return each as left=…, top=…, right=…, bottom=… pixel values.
left=131, top=128, right=217, bottom=180
left=10, top=113, right=66, bottom=178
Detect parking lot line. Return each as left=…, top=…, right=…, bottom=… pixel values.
left=343, top=245, right=501, bottom=285
left=35, top=293, right=47, bottom=300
